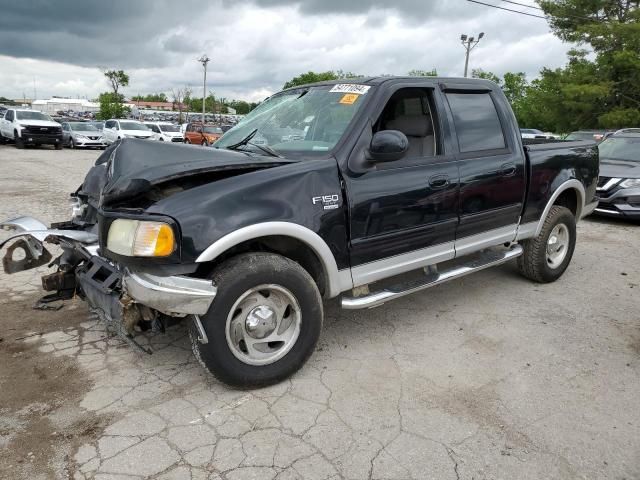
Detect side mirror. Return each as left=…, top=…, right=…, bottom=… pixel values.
left=368, top=130, right=408, bottom=163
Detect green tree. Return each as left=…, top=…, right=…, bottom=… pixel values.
left=96, top=92, right=130, bottom=120
left=537, top=0, right=640, bottom=128
left=407, top=69, right=438, bottom=77
left=104, top=70, right=129, bottom=96
left=283, top=71, right=339, bottom=89
left=471, top=68, right=501, bottom=85
left=131, top=93, right=168, bottom=102
left=99, top=69, right=130, bottom=120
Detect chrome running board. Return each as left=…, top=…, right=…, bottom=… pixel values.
left=341, top=245, right=523, bottom=309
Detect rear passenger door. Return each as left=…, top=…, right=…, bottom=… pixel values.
left=441, top=85, right=526, bottom=256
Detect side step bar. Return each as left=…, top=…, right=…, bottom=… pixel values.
left=341, top=245, right=523, bottom=309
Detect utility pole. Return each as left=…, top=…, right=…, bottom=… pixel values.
left=460, top=32, right=485, bottom=77
left=197, top=55, right=210, bottom=124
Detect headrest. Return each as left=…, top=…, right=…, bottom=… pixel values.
left=386, top=115, right=432, bottom=137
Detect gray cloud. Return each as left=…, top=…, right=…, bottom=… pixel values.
left=0, top=0, right=572, bottom=102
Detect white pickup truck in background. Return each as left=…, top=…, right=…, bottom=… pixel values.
left=0, top=108, right=63, bottom=149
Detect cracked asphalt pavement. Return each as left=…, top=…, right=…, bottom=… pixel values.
left=0, top=145, right=639, bottom=480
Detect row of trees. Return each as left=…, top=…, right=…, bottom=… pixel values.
left=97, top=72, right=258, bottom=120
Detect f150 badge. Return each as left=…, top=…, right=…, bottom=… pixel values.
left=312, top=194, right=340, bottom=210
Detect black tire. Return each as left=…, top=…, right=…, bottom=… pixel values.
left=517, top=205, right=576, bottom=283
left=69, top=138, right=75, bottom=149
left=190, top=252, right=323, bottom=387
left=14, top=132, right=24, bottom=149
left=55, top=142, right=63, bottom=150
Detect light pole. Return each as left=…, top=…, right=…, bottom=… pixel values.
left=460, top=32, right=484, bottom=78
left=197, top=54, right=210, bottom=124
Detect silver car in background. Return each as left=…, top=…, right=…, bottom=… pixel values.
left=61, top=122, right=107, bottom=149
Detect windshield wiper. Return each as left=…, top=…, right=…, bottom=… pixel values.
left=224, top=128, right=282, bottom=158
left=246, top=142, right=282, bottom=158
left=226, top=128, right=258, bottom=150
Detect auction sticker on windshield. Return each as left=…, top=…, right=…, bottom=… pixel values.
left=329, top=84, right=371, bottom=94
left=339, top=94, right=360, bottom=105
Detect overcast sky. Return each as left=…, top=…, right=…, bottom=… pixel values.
left=0, top=0, right=573, bottom=103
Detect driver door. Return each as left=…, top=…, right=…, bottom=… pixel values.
left=343, top=86, right=460, bottom=286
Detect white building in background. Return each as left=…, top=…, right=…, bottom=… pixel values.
left=31, top=97, right=99, bottom=114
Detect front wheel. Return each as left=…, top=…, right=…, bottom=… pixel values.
left=69, top=138, right=75, bottom=149
left=190, top=252, right=323, bottom=387
left=14, top=133, right=24, bottom=149
left=517, top=205, right=576, bottom=283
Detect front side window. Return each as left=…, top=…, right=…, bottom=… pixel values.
left=215, top=84, right=370, bottom=156
left=446, top=93, right=506, bottom=153
left=16, top=111, right=54, bottom=121
left=6, top=110, right=15, bottom=121
left=373, top=88, right=439, bottom=162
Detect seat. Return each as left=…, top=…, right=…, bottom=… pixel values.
left=386, top=114, right=435, bottom=157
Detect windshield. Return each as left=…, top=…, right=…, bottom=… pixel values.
left=89, top=122, right=104, bottom=130
left=204, top=126, right=223, bottom=134
left=69, top=122, right=98, bottom=131
left=598, top=137, right=640, bottom=162
left=215, top=84, right=370, bottom=155
left=120, top=122, right=150, bottom=131
left=16, top=111, right=54, bottom=121
left=565, top=132, right=596, bottom=141
left=521, top=129, right=542, bottom=134
left=159, top=124, right=180, bottom=132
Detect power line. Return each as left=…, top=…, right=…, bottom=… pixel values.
left=466, top=0, right=548, bottom=19
left=498, top=0, right=596, bottom=21
left=499, top=0, right=545, bottom=11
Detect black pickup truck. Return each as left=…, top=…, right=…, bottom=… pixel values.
left=1, top=77, right=598, bottom=386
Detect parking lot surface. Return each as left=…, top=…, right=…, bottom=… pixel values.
left=0, top=144, right=638, bottom=480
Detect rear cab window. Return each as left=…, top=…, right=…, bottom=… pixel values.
left=445, top=92, right=506, bottom=153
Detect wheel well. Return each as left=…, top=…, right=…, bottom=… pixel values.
left=553, top=188, right=579, bottom=217
left=198, top=235, right=327, bottom=296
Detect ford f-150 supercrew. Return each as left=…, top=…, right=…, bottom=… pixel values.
left=0, top=77, right=599, bottom=387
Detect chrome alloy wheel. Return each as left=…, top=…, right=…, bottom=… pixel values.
left=546, top=223, right=569, bottom=269
left=225, top=284, right=301, bottom=366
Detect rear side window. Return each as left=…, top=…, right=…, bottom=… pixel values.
left=446, top=93, right=506, bottom=153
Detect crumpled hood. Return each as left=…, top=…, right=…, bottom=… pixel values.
left=600, top=157, right=640, bottom=179
left=91, top=138, right=295, bottom=206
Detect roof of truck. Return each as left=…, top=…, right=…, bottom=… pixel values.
left=283, top=76, right=498, bottom=91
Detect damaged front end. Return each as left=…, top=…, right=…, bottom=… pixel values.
left=0, top=215, right=215, bottom=353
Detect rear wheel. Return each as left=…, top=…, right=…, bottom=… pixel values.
left=517, top=205, right=576, bottom=283
left=190, top=252, right=323, bottom=387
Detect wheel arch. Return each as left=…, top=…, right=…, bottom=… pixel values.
left=195, top=222, right=353, bottom=298
left=534, top=179, right=585, bottom=237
